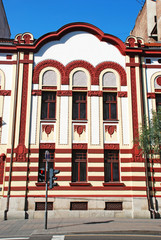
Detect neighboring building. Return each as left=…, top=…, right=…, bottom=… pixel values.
left=131, top=0, right=161, bottom=42
left=0, top=0, right=10, bottom=38
left=0, top=22, right=161, bottom=219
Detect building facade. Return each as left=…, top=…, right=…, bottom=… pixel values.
left=0, top=22, right=161, bottom=219
left=131, top=0, right=161, bottom=42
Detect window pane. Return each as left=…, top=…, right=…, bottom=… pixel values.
left=73, top=103, right=78, bottom=119
left=41, top=102, right=47, bottom=119
left=113, top=163, right=119, bottom=181
left=49, top=102, right=55, bottom=118
left=103, top=103, right=109, bottom=120
left=80, top=162, right=86, bottom=181
left=111, top=103, right=117, bottom=119
left=105, top=162, right=111, bottom=182
left=72, top=161, right=78, bottom=182
left=80, top=103, right=86, bottom=119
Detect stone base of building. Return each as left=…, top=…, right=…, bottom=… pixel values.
left=0, top=196, right=155, bottom=220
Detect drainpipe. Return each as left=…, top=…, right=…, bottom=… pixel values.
left=4, top=51, right=20, bottom=220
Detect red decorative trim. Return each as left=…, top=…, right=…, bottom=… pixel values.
left=6, top=55, right=12, bottom=59
left=57, top=90, right=72, bottom=96
left=42, top=86, right=57, bottom=90
left=42, top=124, right=54, bottom=136
left=120, top=149, right=133, bottom=154
left=104, top=144, right=119, bottom=150
left=19, top=60, right=33, bottom=64
left=18, top=53, right=29, bottom=158
left=88, top=158, right=104, bottom=163
left=0, top=90, right=11, bottom=96
left=156, top=76, right=161, bottom=86
left=73, top=87, right=87, bottom=90
left=5, top=166, right=28, bottom=172
left=70, top=182, right=91, bottom=186
left=32, top=90, right=42, bottom=96
left=103, top=182, right=125, bottom=187
left=55, top=149, right=72, bottom=153
left=126, top=63, right=140, bottom=67
left=74, top=125, right=86, bottom=136
left=0, top=61, right=17, bottom=65
left=95, top=62, right=127, bottom=86
left=121, top=167, right=145, bottom=172
left=39, top=143, right=55, bottom=149
left=55, top=158, right=72, bottom=162
left=88, top=91, right=103, bottom=96
left=105, top=125, right=116, bottom=136
left=33, top=60, right=65, bottom=84
left=118, top=91, right=128, bottom=97
left=15, top=144, right=28, bottom=162
left=88, top=149, right=104, bottom=154
left=72, top=143, right=87, bottom=149
left=155, top=89, right=161, bottom=92
left=147, top=93, right=156, bottom=98
left=103, top=87, right=117, bottom=91
left=34, top=23, right=126, bottom=55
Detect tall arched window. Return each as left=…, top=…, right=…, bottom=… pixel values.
left=42, top=70, right=57, bottom=86
left=103, top=72, right=116, bottom=87
left=72, top=71, right=87, bottom=86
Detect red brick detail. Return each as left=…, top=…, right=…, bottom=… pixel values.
left=95, top=62, right=127, bottom=86
left=104, top=144, right=119, bottom=150
left=42, top=125, right=54, bottom=136
left=0, top=90, right=11, bottom=96
left=32, top=90, right=42, bottom=96
left=118, top=91, right=128, bottom=97
left=105, top=125, right=116, bottom=136
left=57, top=90, right=72, bottom=96
left=39, top=143, right=55, bottom=149
left=74, top=125, right=86, bottom=136
left=147, top=93, right=156, bottom=98
left=88, top=91, right=103, bottom=96
left=72, top=143, right=87, bottom=149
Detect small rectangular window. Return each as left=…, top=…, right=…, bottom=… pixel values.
left=35, top=202, right=53, bottom=211
left=72, top=150, right=87, bottom=182
left=70, top=202, right=88, bottom=210
left=73, top=92, right=87, bottom=120
left=103, top=93, right=117, bottom=120
left=41, top=92, right=56, bottom=119
left=104, top=150, right=119, bottom=182
left=105, top=202, right=122, bottom=211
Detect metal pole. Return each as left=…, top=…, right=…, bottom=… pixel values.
left=45, top=160, right=48, bottom=229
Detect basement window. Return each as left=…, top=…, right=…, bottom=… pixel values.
left=105, top=202, right=123, bottom=211
left=35, top=202, right=53, bottom=211
left=70, top=202, right=88, bottom=210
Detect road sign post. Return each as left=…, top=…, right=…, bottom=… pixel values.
left=44, top=150, right=50, bottom=230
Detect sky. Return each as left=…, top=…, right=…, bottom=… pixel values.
left=3, top=0, right=144, bottom=42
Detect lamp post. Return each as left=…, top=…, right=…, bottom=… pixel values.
left=44, top=150, right=50, bottom=230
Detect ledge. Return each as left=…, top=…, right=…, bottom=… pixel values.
left=103, top=182, right=125, bottom=187
left=70, top=182, right=91, bottom=186
left=35, top=182, right=46, bottom=186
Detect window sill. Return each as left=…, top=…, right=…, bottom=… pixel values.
left=70, top=182, right=91, bottom=186
left=36, top=182, right=46, bottom=186
left=103, top=182, right=125, bottom=187
left=72, top=120, right=88, bottom=123
left=103, top=120, right=119, bottom=123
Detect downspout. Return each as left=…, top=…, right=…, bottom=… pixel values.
left=139, top=55, right=155, bottom=218
left=4, top=51, right=20, bottom=220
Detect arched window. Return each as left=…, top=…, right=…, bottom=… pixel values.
left=42, top=70, right=57, bottom=86
left=72, top=71, right=87, bottom=86
left=103, top=72, right=116, bottom=87
left=154, top=75, right=161, bottom=89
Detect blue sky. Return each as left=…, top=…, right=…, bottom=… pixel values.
left=3, top=0, right=144, bottom=42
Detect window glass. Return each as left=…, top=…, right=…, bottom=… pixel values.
left=41, top=92, right=56, bottom=119
left=73, top=92, right=87, bottom=120
left=103, top=93, right=117, bottom=120
left=72, top=151, right=87, bottom=182
left=73, top=71, right=87, bottom=86
left=104, top=150, right=119, bottom=182
left=42, top=70, right=57, bottom=86
left=103, top=72, right=116, bottom=87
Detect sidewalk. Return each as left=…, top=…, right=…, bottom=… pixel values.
left=0, top=217, right=161, bottom=237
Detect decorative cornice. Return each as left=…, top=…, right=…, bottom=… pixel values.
left=32, top=90, right=42, bottom=96
left=39, top=143, right=55, bottom=149
left=0, top=90, right=11, bottom=96
left=88, top=91, right=103, bottom=97
left=118, top=91, right=128, bottom=97
left=57, top=90, right=72, bottom=96
left=104, top=144, right=119, bottom=150
left=72, top=143, right=87, bottom=149
left=147, top=93, right=156, bottom=98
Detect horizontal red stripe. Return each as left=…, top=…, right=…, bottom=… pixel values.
left=88, top=176, right=104, bottom=181
left=88, top=167, right=104, bottom=172
left=5, top=176, right=27, bottom=181
left=55, top=149, right=72, bottom=153
left=29, top=158, right=39, bottom=162
left=121, top=167, right=145, bottom=172
left=0, top=61, right=17, bottom=64
left=88, top=158, right=104, bottom=162
left=120, top=149, right=132, bottom=154
left=55, top=158, right=71, bottom=162
left=120, top=158, right=133, bottom=163
left=5, top=167, right=28, bottom=172
left=88, top=149, right=104, bottom=154
left=122, top=176, right=146, bottom=181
